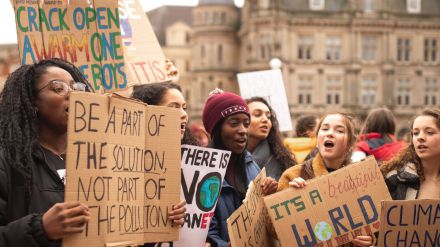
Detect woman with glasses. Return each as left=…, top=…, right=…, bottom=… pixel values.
left=0, top=58, right=92, bottom=247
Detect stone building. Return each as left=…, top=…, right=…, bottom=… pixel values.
left=148, top=0, right=440, bottom=135
left=1, top=0, right=438, bottom=134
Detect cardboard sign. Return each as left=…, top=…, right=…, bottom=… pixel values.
left=237, top=69, right=292, bottom=132
left=13, top=0, right=127, bottom=92
left=118, top=0, right=170, bottom=87
left=264, top=157, right=392, bottom=247
left=63, top=92, right=181, bottom=246
left=377, top=199, right=440, bottom=247
left=170, top=145, right=231, bottom=247
left=227, top=168, right=274, bottom=247
left=13, top=0, right=170, bottom=92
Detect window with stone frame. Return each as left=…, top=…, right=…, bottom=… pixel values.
left=397, top=38, right=411, bottom=62
left=220, top=12, right=226, bottom=24
left=326, top=76, right=342, bottom=105
left=298, top=35, right=313, bottom=61
left=218, top=45, right=223, bottom=63
left=362, top=35, right=377, bottom=62
left=363, top=0, right=374, bottom=12
left=424, top=77, right=438, bottom=106
left=201, top=45, right=206, bottom=59
left=407, top=0, right=421, bottom=13
left=326, top=36, right=342, bottom=61
left=310, top=0, right=324, bottom=10
left=424, top=38, right=438, bottom=64
left=298, top=75, right=313, bottom=105
left=361, top=75, right=377, bottom=106
left=259, top=35, right=272, bottom=60
left=396, top=78, right=411, bottom=106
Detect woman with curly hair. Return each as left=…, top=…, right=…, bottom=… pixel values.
left=203, top=91, right=278, bottom=247
left=245, top=97, right=296, bottom=180
left=381, top=108, right=440, bottom=200
left=0, top=58, right=93, bottom=247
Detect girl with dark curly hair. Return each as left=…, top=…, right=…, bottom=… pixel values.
left=381, top=108, right=440, bottom=200
left=245, top=97, right=296, bottom=180
left=0, top=58, right=93, bottom=247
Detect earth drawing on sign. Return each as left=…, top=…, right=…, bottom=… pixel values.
left=314, top=221, right=333, bottom=241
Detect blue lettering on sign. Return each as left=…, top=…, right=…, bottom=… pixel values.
left=291, top=219, right=317, bottom=247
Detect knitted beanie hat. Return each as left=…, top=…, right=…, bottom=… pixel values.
left=202, top=89, right=250, bottom=136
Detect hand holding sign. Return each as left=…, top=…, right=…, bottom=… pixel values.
left=352, top=235, right=374, bottom=247
left=169, top=200, right=186, bottom=226
left=288, top=177, right=308, bottom=188
left=43, top=201, right=91, bottom=240
left=261, top=177, right=278, bottom=195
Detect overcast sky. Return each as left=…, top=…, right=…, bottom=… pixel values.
left=0, top=0, right=243, bottom=45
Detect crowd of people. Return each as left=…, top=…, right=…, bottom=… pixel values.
left=0, top=58, right=439, bottom=247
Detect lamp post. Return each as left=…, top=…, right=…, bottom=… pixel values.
left=269, top=57, right=282, bottom=70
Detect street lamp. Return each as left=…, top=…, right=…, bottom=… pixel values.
left=269, top=58, right=282, bottom=70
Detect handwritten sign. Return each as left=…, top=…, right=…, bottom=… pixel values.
left=377, top=199, right=440, bottom=247
left=13, top=0, right=127, bottom=92
left=118, top=0, right=170, bottom=87
left=237, top=69, right=292, bottom=132
left=227, top=168, right=274, bottom=247
left=63, top=92, right=181, bottom=246
left=170, top=145, right=231, bottom=247
left=13, top=0, right=170, bottom=92
left=264, top=157, right=391, bottom=247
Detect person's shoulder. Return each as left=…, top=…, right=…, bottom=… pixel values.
left=282, top=163, right=303, bottom=177
left=277, top=164, right=304, bottom=191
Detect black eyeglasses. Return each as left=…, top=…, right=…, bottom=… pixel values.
left=36, top=80, right=86, bottom=96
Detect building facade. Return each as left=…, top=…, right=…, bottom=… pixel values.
left=148, top=0, right=440, bottom=134
left=1, top=0, right=438, bottom=134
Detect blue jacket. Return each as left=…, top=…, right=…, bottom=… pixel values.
left=207, top=151, right=260, bottom=247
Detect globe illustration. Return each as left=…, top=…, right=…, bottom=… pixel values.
left=314, top=221, right=332, bottom=241
left=198, top=176, right=221, bottom=209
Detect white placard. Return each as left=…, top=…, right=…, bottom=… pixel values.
left=238, top=69, right=293, bottom=132
left=173, top=145, right=231, bottom=247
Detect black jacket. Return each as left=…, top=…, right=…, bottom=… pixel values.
left=0, top=146, right=64, bottom=247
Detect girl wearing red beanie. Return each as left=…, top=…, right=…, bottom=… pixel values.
left=203, top=89, right=278, bottom=247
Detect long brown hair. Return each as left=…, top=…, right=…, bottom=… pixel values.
left=381, top=108, right=440, bottom=181
left=301, top=112, right=357, bottom=180
left=246, top=97, right=296, bottom=170
left=360, top=107, right=396, bottom=143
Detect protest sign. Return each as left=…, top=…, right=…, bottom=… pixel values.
left=171, top=145, right=231, bottom=247
left=63, top=92, right=181, bottom=246
left=264, top=157, right=391, bottom=247
left=13, top=0, right=127, bottom=92
left=118, top=0, right=171, bottom=87
left=237, top=69, right=292, bottom=132
left=377, top=199, right=440, bottom=247
left=13, top=0, right=170, bottom=92
left=227, top=168, right=274, bottom=247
